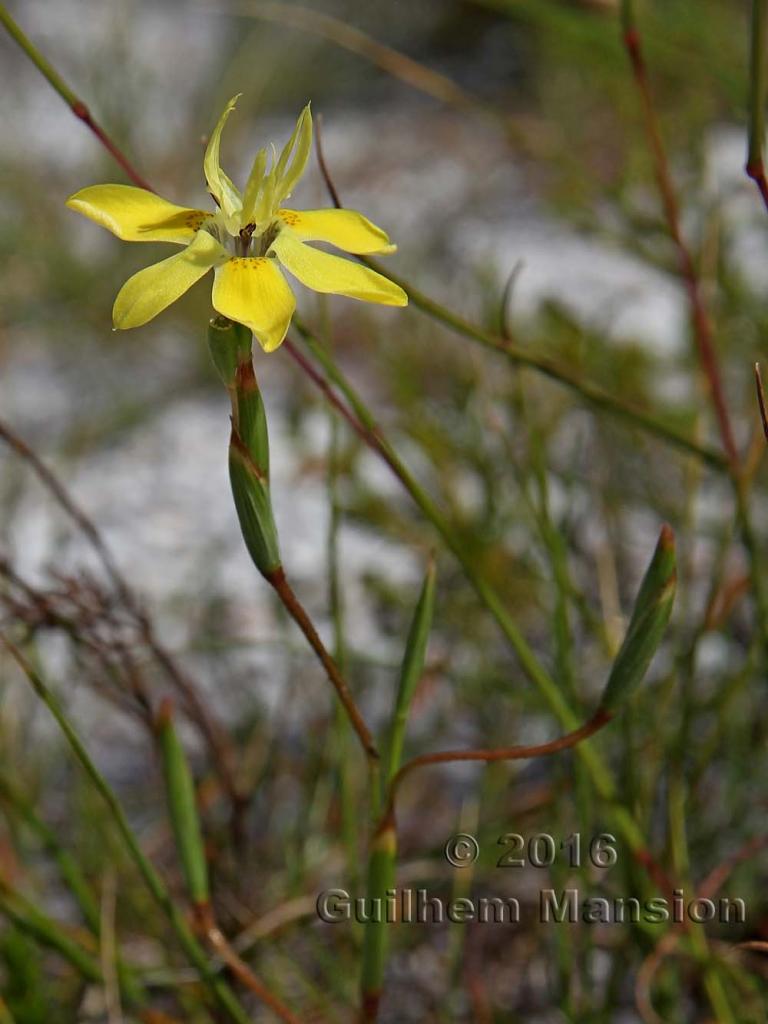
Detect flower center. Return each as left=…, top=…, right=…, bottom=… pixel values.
left=205, top=212, right=281, bottom=259
left=254, top=222, right=280, bottom=256
left=233, top=220, right=279, bottom=258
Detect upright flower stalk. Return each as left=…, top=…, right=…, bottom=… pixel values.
left=66, top=96, right=400, bottom=764
left=208, top=317, right=378, bottom=761
left=209, top=317, right=281, bottom=575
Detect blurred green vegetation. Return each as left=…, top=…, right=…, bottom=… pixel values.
left=1, top=0, right=768, bottom=1021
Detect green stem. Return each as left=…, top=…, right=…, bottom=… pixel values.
left=384, top=563, right=436, bottom=787
left=0, top=776, right=146, bottom=1006
left=0, top=884, right=146, bottom=1014
left=359, top=821, right=396, bottom=1023
left=1, top=635, right=252, bottom=1024
left=749, top=0, right=768, bottom=167
left=212, top=318, right=378, bottom=762
left=735, top=479, right=768, bottom=649
left=359, top=564, right=436, bottom=1019
left=0, top=3, right=153, bottom=190
left=328, top=417, right=347, bottom=674
left=0, top=888, right=103, bottom=986
left=363, top=260, right=727, bottom=472
left=621, top=0, right=768, bottom=670
left=530, top=428, right=576, bottom=697
left=618, top=8, right=739, bottom=1020
left=289, top=326, right=642, bottom=834
left=0, top=5, right=78, bottom=106
left=747, top=0, right=768, bottom=208
left=323, top=310, right=360, bottom=887
left=0, top=776, right=100, bottom=932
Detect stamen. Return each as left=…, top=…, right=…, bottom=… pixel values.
left=255, top=222, right=280, bottom=257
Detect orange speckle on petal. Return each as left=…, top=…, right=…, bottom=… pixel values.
left=184, top=210, right=208, bottom=231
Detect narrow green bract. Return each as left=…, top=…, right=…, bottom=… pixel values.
left=209, top=317, right=282, bottom=575
left=208, top=316, right=250, bottom=389
left=157, top=704, right=210, bottom=906
left=599, top=525, right=676, bottom=713
left=385, top=562, right=436, bottom=784
left=228, top=446, right=282, bottom=574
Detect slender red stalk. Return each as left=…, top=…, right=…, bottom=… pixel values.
left=70, top=100, right=154, bottom=192
left=194, top=904, right=302, bottom=1024
left=379, top=707, right=613, bottom=829
left=0, top=6, right=153, bottom=193
left=622, top=25, right=739, bottom=469
left=755, top=363, right=768, bottom=441
left=747, top=0, right=768, bottom=212
left=264, top=567, right=379, bottom=761
left=746, top=159, right=768, bottom=212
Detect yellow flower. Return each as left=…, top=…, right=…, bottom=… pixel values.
left=66, top=96, right=407, bottom=352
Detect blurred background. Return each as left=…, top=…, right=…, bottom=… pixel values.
left=1, top=0, right=767, bottom=1021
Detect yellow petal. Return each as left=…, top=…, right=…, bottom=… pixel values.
left=211, top=257, right=296, bottom=353
left=250, top=149, right=279, bottom=228
left=274, top=104, right=312, bottom=203
left=271, top=231, right=407, bottom=306
left=242, top=146, right=268, bottom=223
left=277, top=208, right=396, bottom=254
left=66, top=184, right=212, bottom=245
left=204, top=94, right=243, bottom=221
left=113, top=230, right=227, bottom=329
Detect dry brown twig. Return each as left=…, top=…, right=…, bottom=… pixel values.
left=635, top=833, right=768, bottom=1022
left=621, top=22, right=738, bottom=469
left=0, top=419, right=243, bottom=818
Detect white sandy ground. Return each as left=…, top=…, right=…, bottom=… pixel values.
left=0, top=0, right=765, bottom=761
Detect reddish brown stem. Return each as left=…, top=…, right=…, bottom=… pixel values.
left=283, top=340, right=391, bottom=466
left=632, top=846, right=678, bottom=896
left=282, top=343, right=711, bottom=901
left=755, top=363, right=768, bottom=442
left=70, top=99, right=155, bottom=193
left=194, top=903, right=302, bottom=1024
left=227, top=348, right=377, bottom=764
left=622, top=27, right=739, bottom=469
left=264, top=566, right=379, bottom=761
left=6, top=76, right=375, bottom=781
left=698, top=834, right=768, bottom=902
left=747, top=159, right=768, bottom=214
left=394, top=707, right=612, bottom=786
left=315, top=114, right=343, bottom=209
left=374, top=707, right=613, bottom=834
